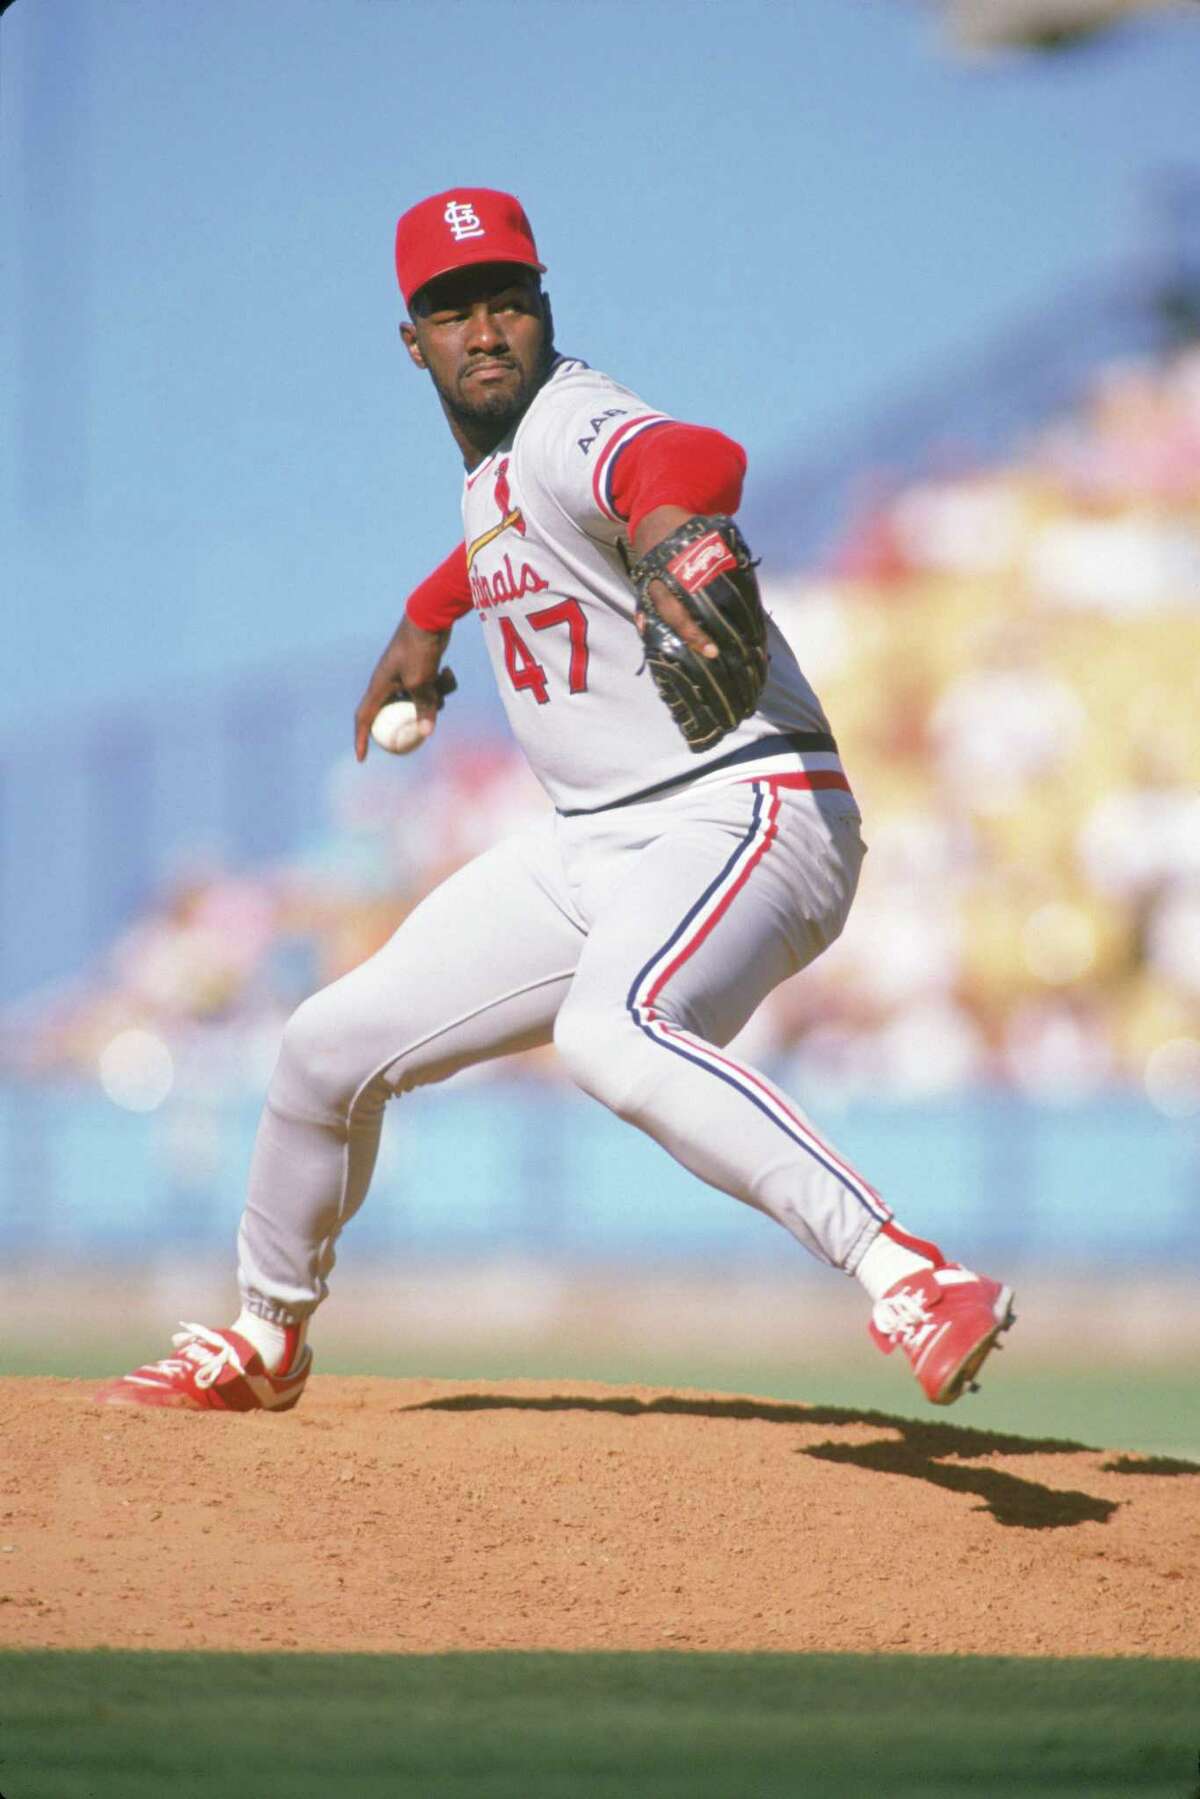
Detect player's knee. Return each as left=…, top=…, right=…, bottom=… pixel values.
left=553, top=1002, right=645, bottom=1119
left=273, top=990, right=364, bottom=1115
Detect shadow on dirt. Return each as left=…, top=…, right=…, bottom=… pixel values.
left=402, top=1391, right=1197, bottom=1530
left=1100, top=1453, right=1200, bottom=1476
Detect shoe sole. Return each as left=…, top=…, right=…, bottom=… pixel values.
left=94, top=1343, right=311, bottom=1413
left=95, top=1384, right=308, bottom=1412
left=94, top=1364, right=310, bottom=1413
left=931, top=1285, right=1016, bottom=1406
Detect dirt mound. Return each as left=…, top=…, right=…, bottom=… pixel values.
left=1, top=1377, right=1196, bottom=1657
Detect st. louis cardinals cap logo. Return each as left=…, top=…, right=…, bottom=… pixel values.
left=443, top=199, right=485, bottom=243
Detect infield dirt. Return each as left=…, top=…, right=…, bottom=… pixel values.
left=2, top=1376, right=1196, bottom=1658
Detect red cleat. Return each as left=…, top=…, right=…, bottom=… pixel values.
left=869, top=1265, right=1015, bottom=1406
left=95, top=1323, right=311, bottom=1413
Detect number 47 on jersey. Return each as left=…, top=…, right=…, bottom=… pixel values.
left=499, top=599, right=589, bottom=705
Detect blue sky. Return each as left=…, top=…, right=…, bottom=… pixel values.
left=2, top=0, right=1198, bottom=734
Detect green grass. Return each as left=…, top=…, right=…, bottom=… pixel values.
left=0, top=1650, right=1195, bottom=1799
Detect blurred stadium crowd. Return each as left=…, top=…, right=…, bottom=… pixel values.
left=6, top=349, right=1200, bottom=1120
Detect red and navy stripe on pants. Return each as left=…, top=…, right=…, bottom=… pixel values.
left=624, top=778, right=892, bottom=1229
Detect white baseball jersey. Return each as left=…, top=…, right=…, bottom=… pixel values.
left=461, top=356, right=844, bottom=814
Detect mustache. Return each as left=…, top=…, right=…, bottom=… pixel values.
left=459, top=354, right=519, bottom=378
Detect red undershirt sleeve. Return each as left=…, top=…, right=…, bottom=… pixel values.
left=607, top=422, right=748, bottom=538
left=404, top=542, right=473, bottom=631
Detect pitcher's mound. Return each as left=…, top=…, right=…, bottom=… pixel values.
left=2, top=1376, right=1195, bottom=1656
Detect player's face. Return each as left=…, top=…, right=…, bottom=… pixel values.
left=402, top=265, right=552, bottom=445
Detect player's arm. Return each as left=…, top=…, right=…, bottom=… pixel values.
left=615, top=425, right=747, bottom=663
left=354, top=543, right=472, bottom=761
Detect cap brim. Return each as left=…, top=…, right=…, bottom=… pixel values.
left=408, top=255, right=547, bottom=309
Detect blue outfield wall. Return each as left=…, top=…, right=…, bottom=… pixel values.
left=0, top=1081, right=1195, bottom=1270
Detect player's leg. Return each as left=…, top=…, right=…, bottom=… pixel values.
left=97, top=822, right=584, bottom=1410
left=554, top=780, right=886, bottom=1267
left=236, top=821, right=581, bottom=1327
left=552, top=778, right=1013, bottom=1404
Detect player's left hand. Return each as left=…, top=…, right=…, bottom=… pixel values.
left=631, top=507, right=720, bottom=663
left=628, top=507, right=768, bottom=753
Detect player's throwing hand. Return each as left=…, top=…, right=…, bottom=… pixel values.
left=354, top=616, right=451, bottom=761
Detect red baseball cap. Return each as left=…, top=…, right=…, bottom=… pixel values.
left=395, top=188, right=545, bottom=309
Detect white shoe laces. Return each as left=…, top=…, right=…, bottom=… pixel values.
left=873, top=1287, right=935, bottom=1344
left=144, top=1322, right=249, bottom=1390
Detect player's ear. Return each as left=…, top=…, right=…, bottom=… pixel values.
left=540, top=291, right=555, bottom=352
left=400, top=320, right=427, bottom=370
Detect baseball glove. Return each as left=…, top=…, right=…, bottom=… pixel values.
left=628, top=515, right=768, bottom=752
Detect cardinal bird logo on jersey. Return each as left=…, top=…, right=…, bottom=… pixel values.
left=493, top=460, right=526, bottom=536
left=466, top=458, right=526, bottom=571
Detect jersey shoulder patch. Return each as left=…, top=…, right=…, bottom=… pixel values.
left=516, top=362, right=671, bottom=538
left=574, top=407, right=632, bottom=455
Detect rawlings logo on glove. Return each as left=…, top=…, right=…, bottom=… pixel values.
left=668, top=530, right=739, bottom=593
left=628, top=514, right=768, bottom=753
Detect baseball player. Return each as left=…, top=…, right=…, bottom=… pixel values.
left=98, top=189, right=1015, bottom=1413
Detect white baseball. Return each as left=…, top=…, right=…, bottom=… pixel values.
left=370, top=699, right=428, bottom=755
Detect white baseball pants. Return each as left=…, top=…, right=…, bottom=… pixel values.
left=237, top=777, right=893, bottom=1323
